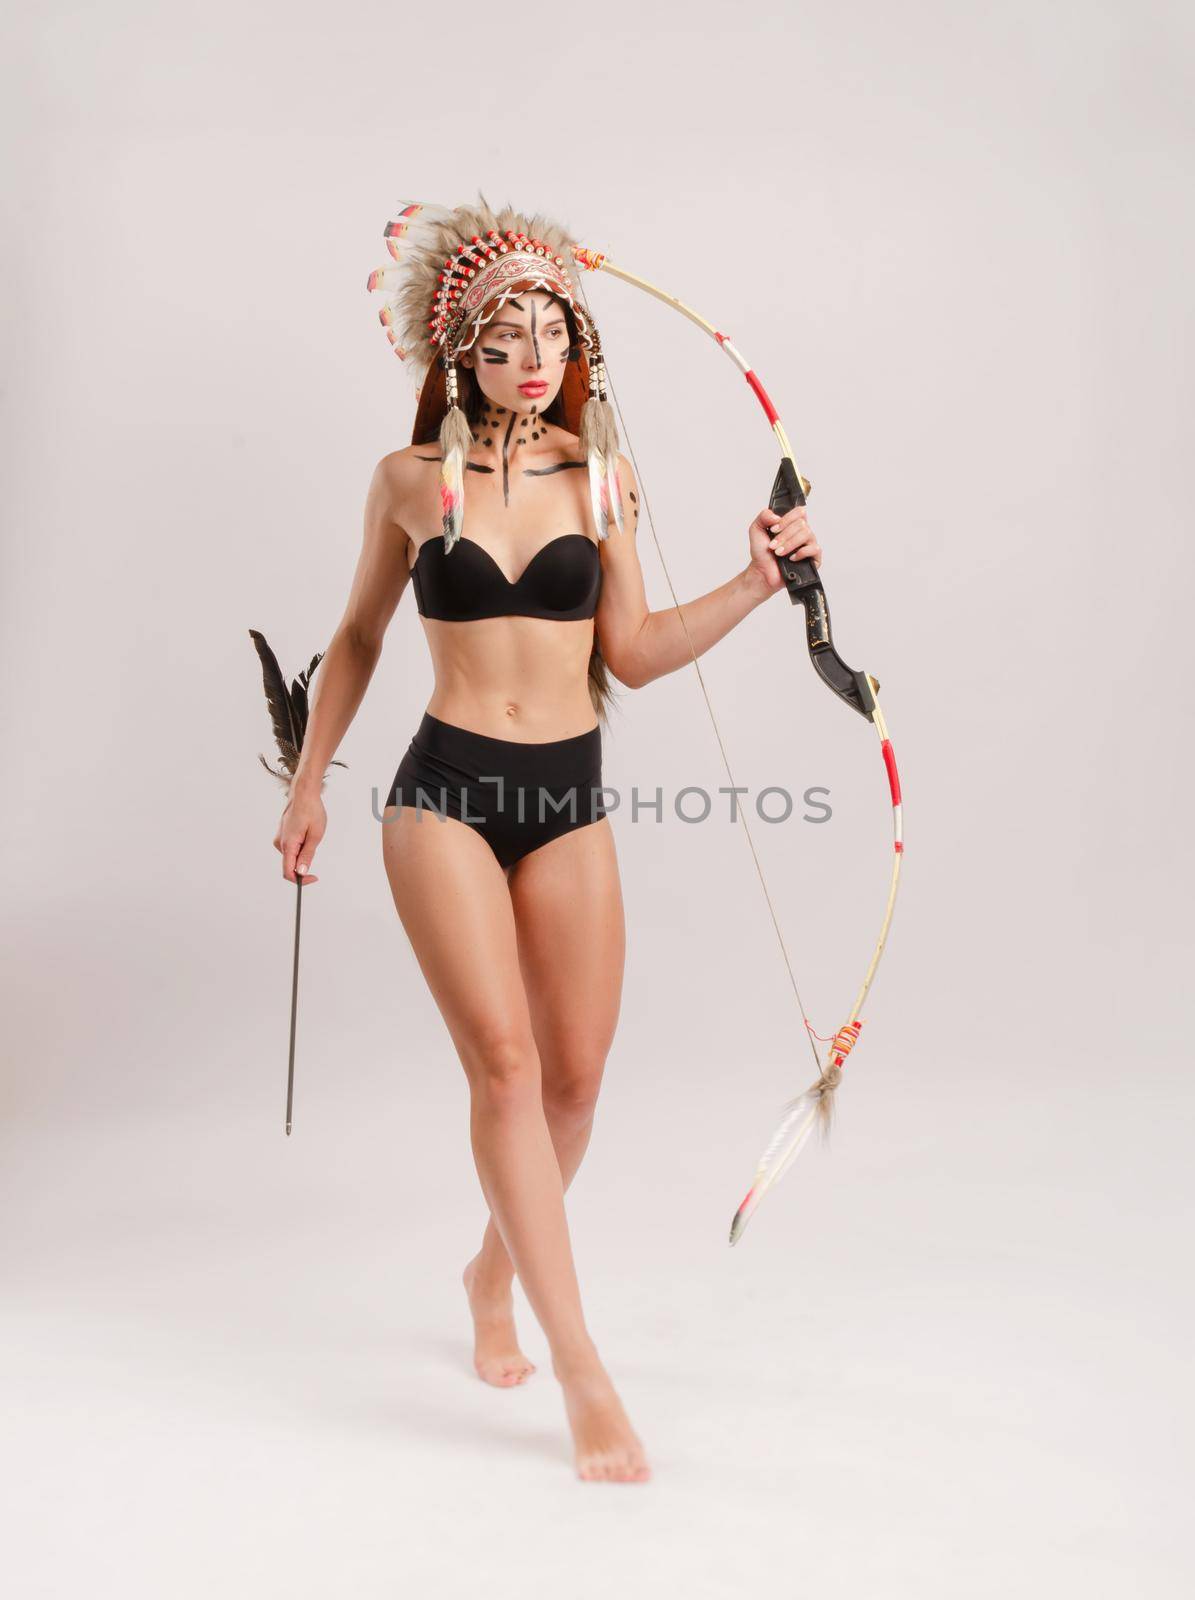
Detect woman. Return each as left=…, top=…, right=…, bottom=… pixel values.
left=274, top=200, right=821, bottom=1483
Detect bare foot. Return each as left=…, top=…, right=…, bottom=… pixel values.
left=557, top=1358, right=651, bottom=1483
left=462, top=1256, right=537, bottom=1387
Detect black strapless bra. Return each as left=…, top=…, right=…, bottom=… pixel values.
left=410, top=533, right=601, bottom=622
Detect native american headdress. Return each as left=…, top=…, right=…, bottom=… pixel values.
left=365, top=196, right=624, bottom=551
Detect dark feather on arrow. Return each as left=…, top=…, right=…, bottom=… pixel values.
left=249, top=629, right=348, bottom=790
left=288, top=651, right=323, bottom=736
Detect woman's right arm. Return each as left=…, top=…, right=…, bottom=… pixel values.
left=275, top=455, right=411, bottom=883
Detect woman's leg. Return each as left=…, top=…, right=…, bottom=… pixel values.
left=381, top=806, right=648, bottom=1481
left=476, top=816, right=646, bottom=1483
left=467, top=814, right=625, bottom=1336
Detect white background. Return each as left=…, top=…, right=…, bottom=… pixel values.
left=2, top=2, right=1191, bottom=1594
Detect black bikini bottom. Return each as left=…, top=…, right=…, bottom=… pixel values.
left=384, top=711, right=607, bottom=869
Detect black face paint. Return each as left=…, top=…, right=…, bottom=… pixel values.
left=523, top=461, right=587, bottom=476
left=414, top=454, right=494, bottom=474
left=480, top=346, right=508, bottom=364
left=500, top=408, right=518, bottom=505
left=530, top=299, right=541, bottom=367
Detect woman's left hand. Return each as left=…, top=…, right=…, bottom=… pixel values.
left=747, top=505, right=822, bottom=593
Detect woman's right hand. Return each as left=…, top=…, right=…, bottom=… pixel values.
left=274, top=788, right=327, bottom=885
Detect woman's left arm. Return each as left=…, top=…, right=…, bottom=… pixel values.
left=596, top=455, right=822, bottom=690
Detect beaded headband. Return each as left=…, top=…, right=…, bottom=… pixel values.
left=366, top=198, right=623, bottom=553
left=431, top=230, right=591, bottom=355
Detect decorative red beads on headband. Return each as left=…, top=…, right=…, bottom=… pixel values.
left=427, top=228, right=569, bottom=346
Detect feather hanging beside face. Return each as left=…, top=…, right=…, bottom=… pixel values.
left=605, top=447, right=626, bottom=536
left=579, top=387, right=622, bottom=542
left=437, top=403, right=471, bottom=552
left=249, top=629, right=347, bottom=790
